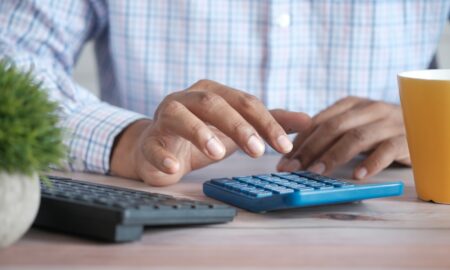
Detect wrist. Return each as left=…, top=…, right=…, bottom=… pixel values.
left=110, top=119, right=153, bottom=179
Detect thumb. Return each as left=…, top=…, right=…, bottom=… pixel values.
left=270, top=109, right=311, bottom=134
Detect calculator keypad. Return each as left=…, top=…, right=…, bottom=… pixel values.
left=210, top=171, right=355, bottom=198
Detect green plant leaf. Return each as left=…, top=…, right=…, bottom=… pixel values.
left=0, top=60, right=66, bottom=176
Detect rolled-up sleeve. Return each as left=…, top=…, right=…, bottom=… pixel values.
left=0, top=0, right=147, bottom=173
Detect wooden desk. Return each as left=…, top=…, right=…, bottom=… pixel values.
left=1, top=153, right=450, bottom=269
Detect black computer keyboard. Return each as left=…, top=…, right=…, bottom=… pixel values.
left=35, top=176, right=236, bottom=242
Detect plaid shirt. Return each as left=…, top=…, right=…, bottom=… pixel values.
left=1, top=0, right=448, bottom=174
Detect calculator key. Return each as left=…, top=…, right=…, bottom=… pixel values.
left=235, top=178, right=254, bottom=184
left=277, top=175, right=299, bottom=181
left=297, top=186, right=315, bottom=192
left=270, top=180, right=291, bottom=185
left=288, top=177, right=310, bottom=184
left=253, top=174, right=272, bottom=179
left=293, top=171, right=314, bottom=177
left=249, top=180, right=268, bottom=187
left=275, top=189, right=295, bottom=195
left=341, top=183, right=355, bottom=187
left=211, top=178, right=234, bottom=186
left=271, top=172, right=291, bottom=177
left=233, top=176, right=254, bottom=181
left=256, top=191, right=273, bottom=198
left=317, top=186, right=335, bottom=190
left=320, top=179, right=340, bottom=185
left=247, top=189, right=273, bottom=198
left=307, top=184, right=326, bottom=189
left=263, top=186, right=294, bottom=194
left=281, top=183, right=309, bottom=191
left=255, top=175, right=281, bottom=182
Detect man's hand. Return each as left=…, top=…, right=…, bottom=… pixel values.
left=111, top=80, right=310, bottom=186
left=277, top=96, right=411, bottom=179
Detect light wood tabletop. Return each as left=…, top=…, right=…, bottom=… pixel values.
left=1, top=153, right=450, bottom=270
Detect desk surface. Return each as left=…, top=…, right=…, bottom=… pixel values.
left=1, top=154, right=450, bottom=270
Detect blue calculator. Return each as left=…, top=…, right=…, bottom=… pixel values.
left=203, top=171, right=403, bottom=212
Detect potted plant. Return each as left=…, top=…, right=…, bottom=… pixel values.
left=0, top=60, right=65, bottom=248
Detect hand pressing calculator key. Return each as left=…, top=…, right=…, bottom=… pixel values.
left=203, top=171, right=403, bottom=212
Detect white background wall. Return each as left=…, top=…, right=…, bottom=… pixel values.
left=73, top=23, right=450, bottom=96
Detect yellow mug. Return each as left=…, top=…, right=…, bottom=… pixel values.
left=398, top=69, right=450, bottom=204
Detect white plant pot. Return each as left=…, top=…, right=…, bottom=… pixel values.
left=0, top=172, right=40, bottom=248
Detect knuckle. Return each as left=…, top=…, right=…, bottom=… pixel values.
left=193, top=79, right=215, bottom=90
left=383, top=138, right=398, bottom=152
left=321, top=120, right=341, bottom=133
left=266, top=119, right=284, bottom=136
left=367, top=157, right=383, bottom=171
left=370, top=101, right=390, bottom=112
left=344, top=96, right=359, bottom=103
left=144, top=136, right=165, bottom=153
left=165, top=92, right=179, bottom=101
left=239, top=93, right=261, bottom=110
left=231, top=120, right=253, bottom=138
left=197, top=91, right=221, bottom=106
left=347, top=128, right=367, bottom=143
left=190, top=122, right=207, bottom=140
left=160, top=100, right=184, bottom=118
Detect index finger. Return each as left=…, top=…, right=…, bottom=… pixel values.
left=191, top=80, right=293, bottom=154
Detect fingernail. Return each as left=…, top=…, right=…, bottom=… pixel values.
left=277, top=135, right=293, bottom=153
left=206, top=137, right=226, bottom=158
left=163, top=158, right=178, bottom=171
left=285, top=159, right=301, bottom=172
left=247, top=135, right=265, bottom=156
left=355, top=167, right=368, bottom=179
left=308, top=162, right=326, bottom=174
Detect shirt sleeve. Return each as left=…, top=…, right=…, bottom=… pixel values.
left=0, top=0, right=148, bottom=173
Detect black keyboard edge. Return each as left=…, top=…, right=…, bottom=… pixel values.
left=35, top=175, right=237, bottom=242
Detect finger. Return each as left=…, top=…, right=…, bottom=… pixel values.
left=180, top=90, right=266, bottom=157
left=270, top=109, right=311, bottom=134
left=281, top=97, right=366, bottom=163
left=353, top=136, right=408, bottom=180
left=141, top=135, right=180, bottom=175
left=281, top=125, right=314, bottom=161
left=312, top=96, right=367, bottom=124
left=307, top=121, right=405, bottom=175
left=272, top=110, right=311, bottom=171
left=137, top=160, right=181, bottom=187
left=190, top=126, right=239, bottom=170
left=190, top=80, right=293, bottom=154
left=156, top=100, right=226, bottom=160
left=289, top=101, right=395, bottom=170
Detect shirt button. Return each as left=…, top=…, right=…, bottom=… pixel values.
left=276, top=13, right=291, bottom=28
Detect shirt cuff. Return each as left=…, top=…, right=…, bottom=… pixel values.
left=62, top=102, right=148, bottom=174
